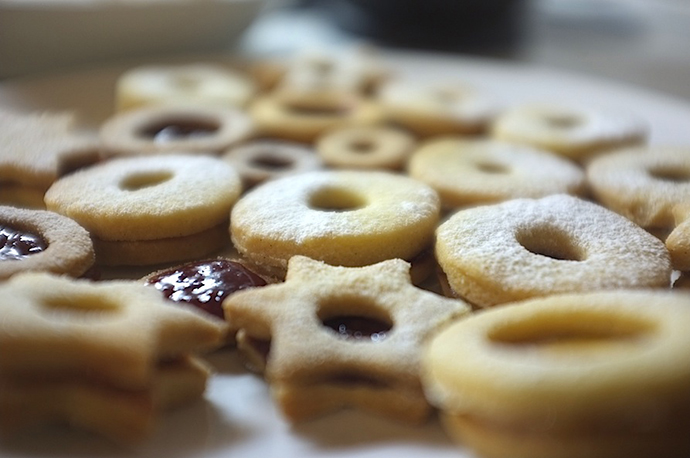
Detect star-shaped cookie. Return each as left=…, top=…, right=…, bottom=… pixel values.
left=0, top=272, right=227, bottom=389
left=224, top=255, right=471, bottom=423
left=0, top=109, right=100, bottom=191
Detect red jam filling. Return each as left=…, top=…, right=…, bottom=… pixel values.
left=145, top=260, right=266, bottom=319
left=0, top=225, right=47, bottom=260
left=322, top=315, right=391, bottom=342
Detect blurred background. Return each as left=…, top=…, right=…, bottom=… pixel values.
left=238, top=0, right=690, bottom=100
left=1, top=0, right=689, bottom=102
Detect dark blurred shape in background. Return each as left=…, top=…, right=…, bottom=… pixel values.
left=296, top=0, right=527, bottom=55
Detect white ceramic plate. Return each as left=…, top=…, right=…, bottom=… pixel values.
left=1, top=51, right=690, bottom=458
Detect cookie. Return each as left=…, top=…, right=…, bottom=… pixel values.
left=100, top=104, right=253, bottom=157
left=0, top=109, right=100, bottom=205
left=435, top=194, right=672, bottom=308
left=491, top=103, right=647, bottom=161
left=115, top=63, right=257, bottom=111
left=222, top=140, right=323, bottom=189
left=45, top=154, right=241, bottom=242
left=408, top=138, right=586, bottom=209
left=230, top=170, right=440, bottom=278
left=224, top=256, right=470, bottom=423
left=0, top=205, right=95, bottom=279
left=316, top=125, right=415, bottom=170
left=423, top=290, right=690, bottom=458
left=378, top=81, right=497, bottom=136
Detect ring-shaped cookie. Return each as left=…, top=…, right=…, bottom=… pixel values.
left=249, top=92, right=384, bottom=143
left=100, top=104, right=253, bottom=157
left=491, top=104, right=647, bottom=161
left=115, top=63, right=257, bottom=111
left=423, top=290, right=690, bottom=458
left=222, top=140, right=322, bottom=188
left=45, top=154, right=242, bottom=242
left=316, top=126, right=415, bottom=170
left=230, top=170, right=440, bottom=276
left=0, top=206, right=95, bottom=279
left=378, top=81, right=497, bottom=137
left=435, top=194, right=671, bottom=308
left=587, top=146, right=690, bottom=229
left=408, top=138, right=586, bottom=208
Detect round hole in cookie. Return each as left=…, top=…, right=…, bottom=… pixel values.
left=475, top=161, right=509, bottom=174
left=120, top=171, right=174, bottom=191
left=308, top=186, right=367, bottom=212
left=284, top=99, right=352, bottom=117
left=542, top=114, right=582, bottom=130
left=317, top=296, right=393, bottom=342
left=250, top=154, right=294, bottom=170
left=41, top=293, right=121, bottom=317
left=647, top=166, right=690, bottom=183
left=170, top=74, right=201, bottom=91
left=348, top=138, right=377, bottom=154
left=487, top=310, right=654, bottom=354
left=139, top=119, right=220, bottom=142
left=515, top=224, right=585, bottom=262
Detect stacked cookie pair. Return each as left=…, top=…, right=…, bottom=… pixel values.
left=0, top=273, right=227, bottom=443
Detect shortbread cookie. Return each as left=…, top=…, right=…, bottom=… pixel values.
left=0, top=109, right=100, bottom=202
left=491, top=104, right=647, bottom=161
left=100, top=104, right=253, bottom=157
left=275, top=46, right=389, bottom=97
left=222, top=140, right=323, bottom=188
left=0, top=355, right=211, bottom=444
left=224, top=256, right=470, bottom=423
left=316, top=125, right=415, bottom=170
left=0, top=206, right=94, bottom=279
left=423, top=290, right=690, bottom=458
left=249, top=92, right=384, bottom=143
left=45, top=154, right=241, bottom=242
left=587, top=146, right=690, bottom=229
left=408, top=138, right=586, bottom=209
left=143, top=257, right=267, bottom=320
left=230, top=170, right=440, bottom=278
left=0, top=272, right=227, bottom=389
left=115, top=63, right=257, bottom=111
left=435, top=194, right=672, bottom=308
left=378, top=81, right=497, bottom=136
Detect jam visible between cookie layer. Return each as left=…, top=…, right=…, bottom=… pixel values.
left=146, top=259, right=266, bottom=319
left=0, top=225, right=47, bottom=260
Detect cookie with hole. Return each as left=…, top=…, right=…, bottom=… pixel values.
left=222, top=139, right=323, bottom=189
left=249, top=91, right=384, bottom=144
left=422, top=290, right=690, bottom=458
left=44, top=154, right=242, bottom=266
left=377, top=81, right=498, bottom=137
left=587, top=146, right=690, bottom=231
left=115, top=63, right=257, bottom=112
left=0, top=272, right=227, bottom=442
left=490, top=104, right=647, bottom=162
left=315, top=125, right=416, bottom=170
left=0, top=205, right=95, bottom=279
left=408, top=138, right=586, bottom=210
left=223, top=256, right=470, bottom=423
left=435, top=194, right=672, bottom=308
left=100, top=104, right=253, bottom=158
left=229, top=169, right=440, bottom=281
